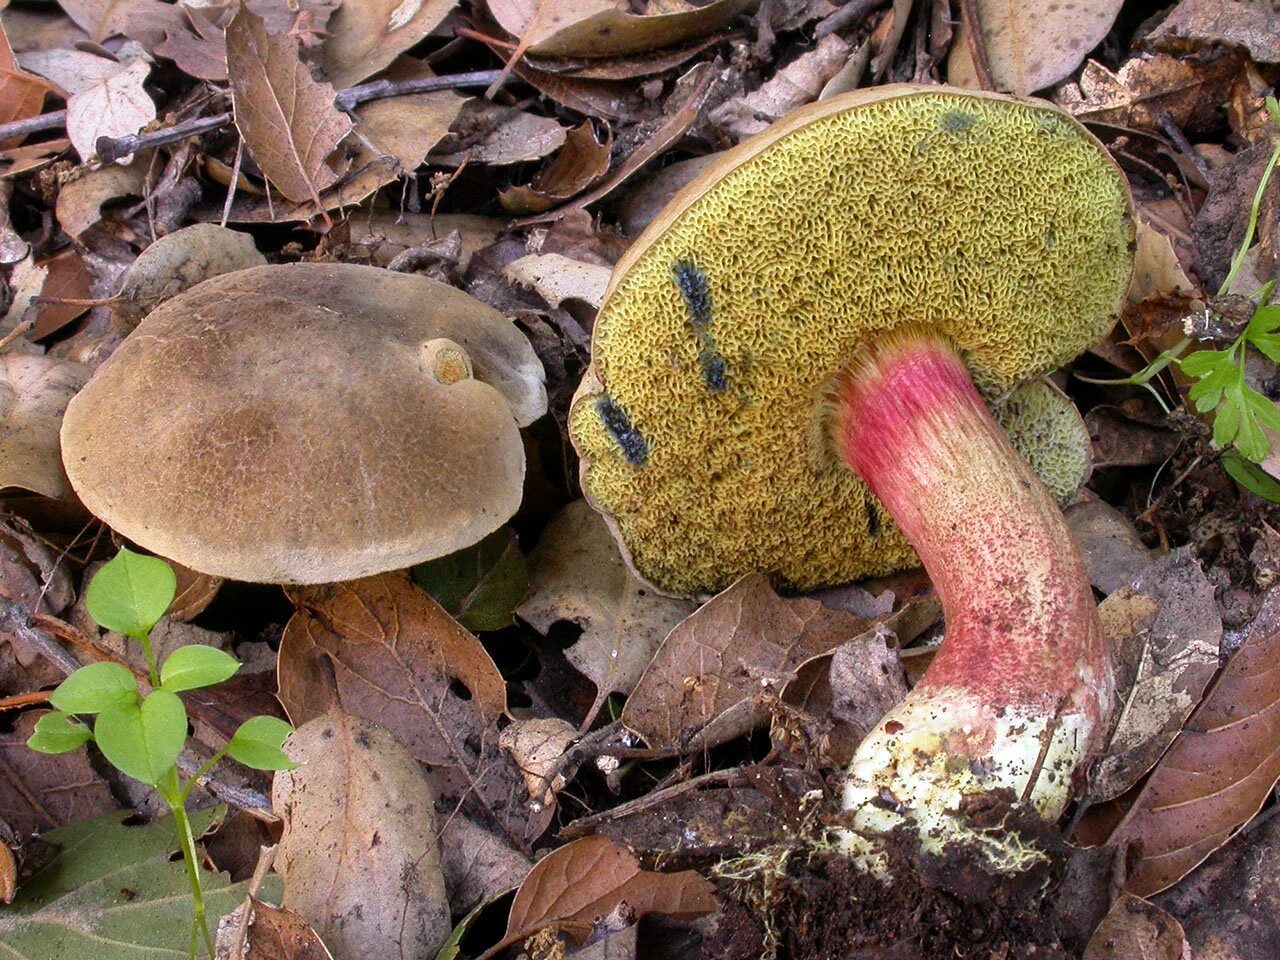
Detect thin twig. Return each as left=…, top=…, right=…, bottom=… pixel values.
left=814, top=0, right=886, bottom=39
left=957, top=0, right=995, bottom=93
left=0, top=110, right=66, bottom=142
left=4, top=70, right=504, bottom=166
left=1157, top=110, right=1214, bottom=186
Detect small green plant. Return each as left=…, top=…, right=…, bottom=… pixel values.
left=1108, top=96, right=1280, bottom=500
left=27, top=547, right=296, bottom=959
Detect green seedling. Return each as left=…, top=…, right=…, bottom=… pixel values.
left=1102, top=96, right=1280, bottom=500
left=27, top=547, right=296, bottom=959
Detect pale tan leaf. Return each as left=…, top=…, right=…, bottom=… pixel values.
left=0, top=352, right=89, bottom=499
left=351, top=57, right=465, bottom=172
left=505, top=254, right=612, bottom=308
left=226, top=8, right=352, bottom=206
left=273, top=711, right=451, bottom=959
left=505, top=835, right=716, bottom=943
left=17, top=47, right=126, bottom=95
left=321, top=0, right=459, bottom=89
left=431, top=101, right=569, bottom=167
left=53, top=155, right=148, bottom=238
left=487, top=0, right=756, bottom=58
left=1083, top=894, right=1191, bottom=960
left=1089, top=551, right=1221, bottom=803
left=65, top=58, right=155, bottom=164
left=517, top=500, right=696, bottom=699
left=1110, top=589, right=1280, bottom=896
left=948, top=0, right=1125, bottom=95
left=1147, top=0, right=1280, bottom=64
left=438, top=815, right=532, bottom=914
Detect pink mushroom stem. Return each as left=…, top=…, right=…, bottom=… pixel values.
left=831, top=330, right=1113, bottom=861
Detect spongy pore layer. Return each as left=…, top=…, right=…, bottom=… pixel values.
left=571, top=87, right=1134, bottom=595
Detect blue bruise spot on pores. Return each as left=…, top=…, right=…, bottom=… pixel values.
left=597, top=395, right=648, bottom=465
left=673, top=259, right=729, bottom=393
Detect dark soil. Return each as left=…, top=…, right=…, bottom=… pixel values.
left=703, top=797, right=1116, bottom=960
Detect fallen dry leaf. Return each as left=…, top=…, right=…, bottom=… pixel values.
left=1065, top=498, right=1156, bottom=596
left=0, top=22, right=55, bottom=149
left=217, top=897, right=334, bottom=960
left=1083, top=893, right=1191, bottom=960
left=431, top=100, right=569, bottom=167
left=0, top=254, right=45, bottom=341
left=517, top=500, right=697, bottom=701
left=1109, top=588, right=1280, bottom=895
left=166, top=562, right=224, bottom=623
left=1129, top=220, right=1200, bottom=306
left=505, top=835, right=717, bottom=944
left=278, top=573, right=548, bottom=846
left=65, top=58, right=156, bottom=164
left=347, top=212, right=502, bottom=272
left=0, top=841, right=14, bottom=905
left=1087, top=400, right=1184, bottom=471
left=500, top=122, right=612, bottom=214
left=273, top=710, right=452, bottom=960
left=0, top=351, right=90, bottom=499
left=29, top=250, right=93, bottom=340
left=438, top=814, right=533, bottom=914
left=488, top=0, right=756, bottom=59
left=1057, top=53, right=1248, bottom=137
left=505, top=253, right=612, bottom=308
left=1089, top=551, right=1221, bottom=803
left=153, top=4, right=232, bottom=82
left=0, top=515, right=74, bottom=618
left=113, top=223, right=267, bottom=334
left=351, top=57, right=464, bottom=173
left=17, top=46, right=126, bottom=96
left=622, top=573, right=878, bottom=752
left=320, top=0, right=459, bottom=89
left=501, top=716, right=578, bottom=804
left=708, top=33, right=852, bottom=140
left=0, top=712, right=117, bottom=835
left=1147, top=0, right=1280, bottom=64
left=54, top=0, right=164, bottom=42
left=53, top=158, right=148, bottom=238
left=226, top=8, right=352, bottom=208
left=948, top=0, right=1125, bottom=95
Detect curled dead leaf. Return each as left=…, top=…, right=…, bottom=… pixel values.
left=505, top=835, right=717, bottom=944
left=1083, top=893, right=1191, bottom=960
left=500, top=122, right=612, bottom=214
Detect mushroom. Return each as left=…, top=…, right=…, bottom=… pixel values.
left=998, top=379, right=1093, bottom=505
left=570, top=86, right=1134, bottom=865
left=61, top=263, right=546, bottom=585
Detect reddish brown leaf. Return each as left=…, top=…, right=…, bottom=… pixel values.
left=0, top=24, right=55, bottom=149
left=0, top=712, right=116, bottom=835
left=226, top=8, right=352, bottom=208
left=278, top=573, right=548, bottom=846
left=622, top=573, right=878, bottom=752
left=1110, top=589, right=1280, bottom=895
left=500, top=122, right=612, bottom=214
left=30, top=251, right=93, bottom=340
left=1082, top=894, right=1190, bottom=960
left=221, top=897, right=334, bottom=960
left=505, top=835, right=717, bottom=943
left=0, top=840, right=14, bottom=904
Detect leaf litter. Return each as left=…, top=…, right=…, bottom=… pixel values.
left=5, top=0, right=1280, bottom=957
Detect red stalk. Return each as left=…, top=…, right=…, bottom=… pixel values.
left=832, top=331, right=1112, bottom=852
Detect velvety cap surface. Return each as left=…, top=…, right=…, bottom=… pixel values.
left=62, top=263, right=545, bottom=583
left=570, top=86, right=1134, bottom=595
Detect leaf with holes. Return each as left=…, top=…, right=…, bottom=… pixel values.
left=278, top=573, right=547, bottom=845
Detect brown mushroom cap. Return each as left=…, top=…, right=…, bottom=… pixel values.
left=570, top=85, right=1134, bottom=596
left=61, top=263, right=546, bottom=584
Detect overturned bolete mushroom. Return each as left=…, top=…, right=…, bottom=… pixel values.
left=61, top=263, right=546, bottom=584
left=570, top=86, right=1134, bottom=866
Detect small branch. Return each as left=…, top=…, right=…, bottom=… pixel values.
left=0, top=110, right=67, bottom=143
left=0, top=596, right=81, bottom=676
left=958, top=0, right=996, bottom=93
left=332, top=69, right=502, bottom=112
left=814, top=0, right=886, bottom=39
left=4, top=70, right=505, bottom=166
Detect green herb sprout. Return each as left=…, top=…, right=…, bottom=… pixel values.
left=1108, top=96, right=1280, bottom=500
left=27, top=547, right=296, bottom=959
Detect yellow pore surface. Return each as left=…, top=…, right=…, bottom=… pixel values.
left=571, top=90, right=1133, bottom=595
